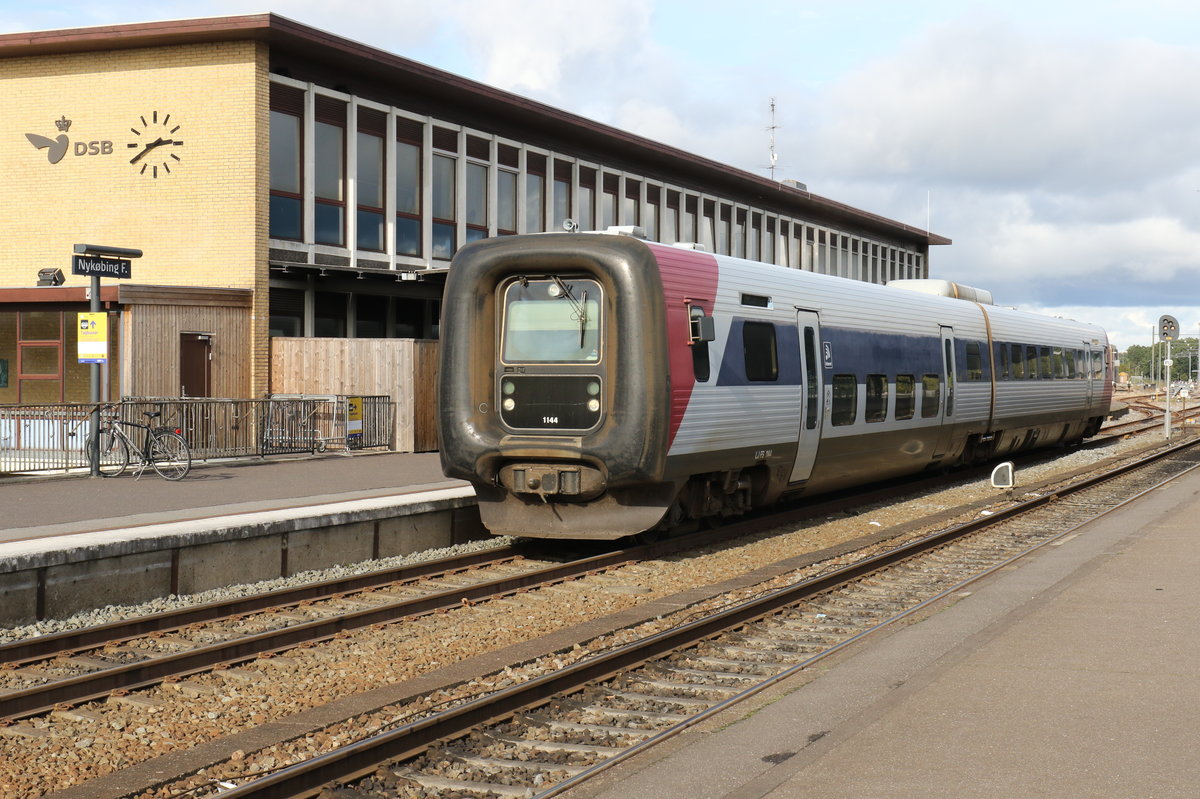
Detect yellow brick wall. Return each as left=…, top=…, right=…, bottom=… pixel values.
left=0, top=41, right=270, bottom=394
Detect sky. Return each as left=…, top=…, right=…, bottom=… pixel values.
left=3, top=0, right=1199, bottom=351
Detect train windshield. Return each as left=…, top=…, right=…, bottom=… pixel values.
left=502, top=277, right=601, bottom=363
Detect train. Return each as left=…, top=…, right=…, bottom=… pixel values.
left=438, top=230, right=1113, bottom=540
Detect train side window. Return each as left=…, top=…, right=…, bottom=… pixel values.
left=921, top=374, right=941, bottom=418
left=803, top=327, right=819, bottom=429
left=998, top=343, right=1010, bottom=380
left=1052, top=347, right=1066, bottom=378
left=865, top=374, right=888, bottom=422
left=895, top=375, right=915, bottom=420
left=1010, top=344, right=1024, bottom=379
left=1039, top=347, right=1053, bottom=379
left=1091, top=350, right=1104, bottom=379
left=831, top=374, right=857, bottom=426
left=1063, top=349, right=1076, bottom=378
left=965, top=341, right=983, bottom=381
left=743, top=321, right=778, bottom=381
left=1025, top=345, right=1038, bottom=379
left=688, top=305, right=712, bottom=383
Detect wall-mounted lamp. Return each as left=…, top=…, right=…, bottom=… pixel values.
left=37, top=267, right=65, bottom=286
left=398, top=271, right=418, bottom=281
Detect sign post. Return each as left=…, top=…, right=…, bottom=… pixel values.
left=73, top=244, right=142, bottom=476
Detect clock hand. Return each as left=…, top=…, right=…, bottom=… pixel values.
left=129, top=137, right=169, bottom=165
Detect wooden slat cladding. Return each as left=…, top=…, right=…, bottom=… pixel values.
left=270, top=337, right=439, bottom=452
left=122, top=303, right=251, bottom=398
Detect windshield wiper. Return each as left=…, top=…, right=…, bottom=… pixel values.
left=551, top=276, right=588, bottom=348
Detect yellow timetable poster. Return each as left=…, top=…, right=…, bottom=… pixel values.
left=77, top=312, right=108, bottom=364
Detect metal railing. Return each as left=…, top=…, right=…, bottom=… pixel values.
left=0, top=395, right=395, bottom=476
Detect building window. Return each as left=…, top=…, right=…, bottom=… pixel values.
left=313, top=95, right=347, bottom=247
left=717, top=205, right=731, bottom=255
left=623, top=179, right=640, bottom=229
left=269, top=84, right=304, bottom=241
left=497, top=169, right=518, bottom=235
left=395, top=118, right=422, bottom=257
left=526, top=153, right=546, bottom=233
left=552, top=160, right=571, bottom=231
left=466, top=161, right=488, bottom=243
left=644, top=185, right=659, bottom=241
left=269, top=288, right=304, bottom=337
left=431, top=153, right=456, bottom=260
left=683, top=196, right=697, bottom=245
left=356, top=107, right=386, bottom=252
left=664, top=191, right=680, bottom=244
left=601, top=174, right=618, bottom=229
left=578, top=168, right=596, bottom=230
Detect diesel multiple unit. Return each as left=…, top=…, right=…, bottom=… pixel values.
left=439, top=232, right=1112, bottom=539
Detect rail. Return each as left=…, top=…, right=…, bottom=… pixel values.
left=0, top=395, right=394, bottom=475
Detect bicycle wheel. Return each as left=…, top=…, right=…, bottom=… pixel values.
left=148, top=430, right=191, bottom=480
left=86, top=428, right=129, bottom=477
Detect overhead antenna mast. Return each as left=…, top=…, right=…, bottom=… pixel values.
left=767, top=97, right=779, bottom=181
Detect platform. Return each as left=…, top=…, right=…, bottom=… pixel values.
left=564, top=461, right=1200, bottom=798
left=0, top=452, right=484, bottom=625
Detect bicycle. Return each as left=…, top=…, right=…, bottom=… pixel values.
left=86, top=404, right=192, bottom=480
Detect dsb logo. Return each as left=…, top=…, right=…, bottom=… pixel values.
left=74, top=140, right=114, bottom=156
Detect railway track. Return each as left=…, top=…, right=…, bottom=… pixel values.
left=0, top=420, right=1179, bottom=726
left=169, top=435, right=1200, bottom=799
left=0, top=545, right=641, bottom=721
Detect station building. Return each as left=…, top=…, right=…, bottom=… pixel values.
left=0, top=14, right=949, bottom=423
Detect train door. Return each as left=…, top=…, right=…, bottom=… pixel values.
left=789, top=310, right=823, bottom=483
left=931, top=325, right=956, bottom=460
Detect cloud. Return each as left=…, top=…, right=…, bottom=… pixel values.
left=807, top=18, right=1200, bottom=195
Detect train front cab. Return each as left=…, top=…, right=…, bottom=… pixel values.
left=439, top=234, right=682, bottom=539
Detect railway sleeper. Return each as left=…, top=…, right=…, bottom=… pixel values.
left=519, top=714, right=656, bottom=741
left=649, top=662, right=763, bottom=684
left=598, top=688, right=712, bottom=710
left=625, top=675, right=744, bottom=699
left=677, top=653, right=783, bottom=675
left=708, top=643, right=794, bottom=665
left=488, top=732, right=626, bottom=757
left=393, top=767, right=531, bottom=799
left=563, top=700, right=691, bottom=725
left=449, top=751, right=590, bottom=777
left=730, top=634, right=831, bottom=654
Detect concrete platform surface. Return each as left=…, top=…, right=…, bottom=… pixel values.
left=0, top=451, right=457, bottom=544
left=564, top=465, right=1200, bottom=798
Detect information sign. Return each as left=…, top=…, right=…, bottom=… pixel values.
left=77, top=312, right=108, bottom=364
left=346, top=396, right=363, bottom=445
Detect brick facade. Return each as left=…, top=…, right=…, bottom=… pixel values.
left=1, top=40, right=268, bottom=395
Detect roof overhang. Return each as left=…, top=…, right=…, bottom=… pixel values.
left=0, top=14, right=951, bottom=248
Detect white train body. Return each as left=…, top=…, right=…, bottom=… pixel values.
left=439, top=234, right=1113, bottom=539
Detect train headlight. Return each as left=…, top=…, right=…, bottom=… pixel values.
left=502, top=398, right=516, bottom=411
left=586, top=381, right=600, bottom=396
left=502, top=381, right=516, bottom=395
left=587, top=399, right=600, bottom=412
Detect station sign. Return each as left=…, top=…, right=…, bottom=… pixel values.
left=72, top=255, right=131, bottom=279
left=77, top=312, right=108, bottom=364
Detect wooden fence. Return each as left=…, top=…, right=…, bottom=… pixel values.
left=270, top=338, right=439, bottom=452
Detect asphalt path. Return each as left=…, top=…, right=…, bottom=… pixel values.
left=0, top=451, right=458, bottom=542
